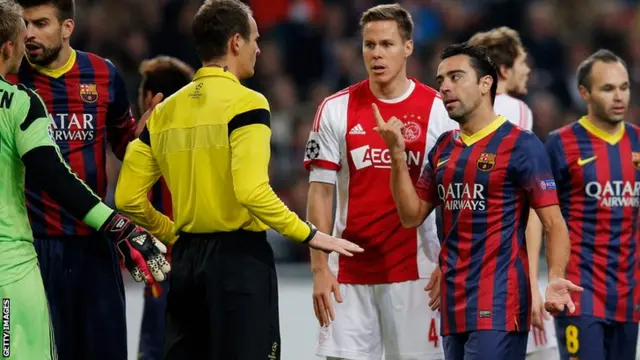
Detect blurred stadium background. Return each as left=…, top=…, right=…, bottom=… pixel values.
left=95, top=0, right=640, bottom=358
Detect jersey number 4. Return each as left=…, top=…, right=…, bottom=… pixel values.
left=428, top=318, right=439, bottom=348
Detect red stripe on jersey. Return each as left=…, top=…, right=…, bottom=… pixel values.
left=440, top=142, right=464, bottom=335
left=312, top=89, right=348, bottom=132
left=33, top=73, right=63, bottom=236
left=589, top=134, right=611, bottom=319
left=510, top=190, right=527, bottom=331
left=87, top=54, right=110, bottom=199
left=452, top=143, right=486, bottom=332
left=616, top=134, right=634, bottom=320
left=62, top=62, right=90, bottom=235
left=558, top=129, right=585, bottom=316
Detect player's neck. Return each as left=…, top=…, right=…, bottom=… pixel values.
left=42, top=45, right=73, bottom=70
left=203, top=57, right=241, bottom=80
left=587, top=113, right=623, bottom=135
left=369, top=75, right=411, bottom=100
left=460, top=104, right=498, bottom=137
left=0, top=64, right=8, bottom=79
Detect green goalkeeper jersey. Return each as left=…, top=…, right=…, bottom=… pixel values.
left=0, top=77, right=57, bottom=286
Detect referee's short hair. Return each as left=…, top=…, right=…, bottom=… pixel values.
left=138, top=56, right=195, bottom=98
left=0, top=0, right=23, bottom=46
left=192, top=0, right=253, bottom=63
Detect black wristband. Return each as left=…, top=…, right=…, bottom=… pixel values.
left=303, top=221, right=317, bottom=243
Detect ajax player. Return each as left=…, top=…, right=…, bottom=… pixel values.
left=304, top=4, right=456, bottom=359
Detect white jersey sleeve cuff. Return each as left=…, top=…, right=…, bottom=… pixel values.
left=309, top=166, right=337, bottom=184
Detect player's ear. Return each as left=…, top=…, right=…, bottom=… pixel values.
left=498, top=64, right=510, bottom=80
left=60, top=19, right=74, bottom=41
left=404, top=38, right=413, bottom=58
left=578, top=85, right=590, bottom=101
left=0, top=42, right=10, bottom=61
left=479, top=75, right=493, bottom=95
left=229, top=33, right=243, bottom=57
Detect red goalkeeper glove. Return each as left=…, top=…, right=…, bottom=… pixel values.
left=100, top=212, right=171, bottom=284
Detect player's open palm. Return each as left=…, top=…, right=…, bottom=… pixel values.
left=372, top=103, right=405, bottom=153
left=312, top=269, right=342, bottom=327
left=544, top=278, right=584, bottom=314
left=308, top=231, right=364, bottom=257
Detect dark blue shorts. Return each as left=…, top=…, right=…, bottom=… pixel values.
left=555, top=315, right=639, bottom=360
left=35, top=234, right=126, bottom=360
left=138, top=279, right=170, bottom=360
left=443, top=330, right=528, bottom=360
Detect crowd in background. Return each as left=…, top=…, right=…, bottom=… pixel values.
left=101, top=0, right=640, bottom=261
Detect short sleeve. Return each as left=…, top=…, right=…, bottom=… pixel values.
left=512, top=133, right=559, bottom=209
left=524, top=106, right=534, bottom=132
left=13, top=87, right=55, bottom=157
left=303, top=97, right=342, bottom=172
left=544, top=131, right=567, bottom=186
left=415, top=145, right=441, bottom=205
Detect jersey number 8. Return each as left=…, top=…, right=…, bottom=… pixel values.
left=565, top=324, right=579, bottom=354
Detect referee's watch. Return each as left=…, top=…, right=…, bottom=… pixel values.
left=303, top=221, right=318, bottom=243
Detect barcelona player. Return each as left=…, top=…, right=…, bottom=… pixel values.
left=133, top=56, right=194, bottom=360
left=546, top=49, right=640, bottom=360
left=379, top=43, right=582, bottom=360
left=6, top=0, right=151, bottom=359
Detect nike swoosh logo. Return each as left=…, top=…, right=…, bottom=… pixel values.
left=577, top=156, right=597, bottom=166
left=437, top=159, right=449, bottom=167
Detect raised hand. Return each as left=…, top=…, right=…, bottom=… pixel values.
left=308, top=231, right=364, bottom=257
left=372, top=103, right=405, bottom=154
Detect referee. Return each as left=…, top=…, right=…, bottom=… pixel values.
left=114, top=0, right=363, bottom=359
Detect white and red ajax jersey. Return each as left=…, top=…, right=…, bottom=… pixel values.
left=494, top=93, right=534, bottom=131
left=304, top=79, right=457, bottom=284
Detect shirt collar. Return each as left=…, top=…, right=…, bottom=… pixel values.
left=193, top=66, right=240, bottom=83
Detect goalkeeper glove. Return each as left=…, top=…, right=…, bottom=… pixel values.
left=100, top=212, right=171, bottom=284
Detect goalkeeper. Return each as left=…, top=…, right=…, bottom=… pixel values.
left=0, top=2, right=169, bottom=359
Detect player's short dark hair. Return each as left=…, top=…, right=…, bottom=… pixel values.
left=192, top=0, right=252, bottom=62
left=360, top=3, right=413, bottom=41
left=139, top=56, right=195, bottom=98
left=576, top=49, right=628, bottom=91
left=15, top=0, right=75, bottom=20
left=0, top=0, right=23, bottom=46
left=440, top=43, right=499, bottom=104
left=468, top=27, right=524, bottom=75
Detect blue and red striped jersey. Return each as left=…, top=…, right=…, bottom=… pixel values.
left=416, top=116, right=559, bottom=336
left=7, top=50, right=136, bottom=237
left=546, top=116, right=640, bottom=323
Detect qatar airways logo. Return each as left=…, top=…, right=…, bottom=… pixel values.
left=49, top=113, right=95, bottom=141
left=438, top=183, right=486, bottom=211
left=350, top=145, right=421, bottom=170
left=585, top=181, right=640, bottom=207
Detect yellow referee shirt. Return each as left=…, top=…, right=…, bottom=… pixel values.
left=114, top=67, right=311, bottom=245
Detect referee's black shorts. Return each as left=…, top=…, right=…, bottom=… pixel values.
left=163, top=230, right=280, bottom=360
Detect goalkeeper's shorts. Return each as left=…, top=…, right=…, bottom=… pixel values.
left=0, top=263, right=57, bottom=360
left=164, top=229, right=280, bottom=360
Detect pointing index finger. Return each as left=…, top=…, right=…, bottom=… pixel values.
left=372, top=103, right=385, bottom=128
